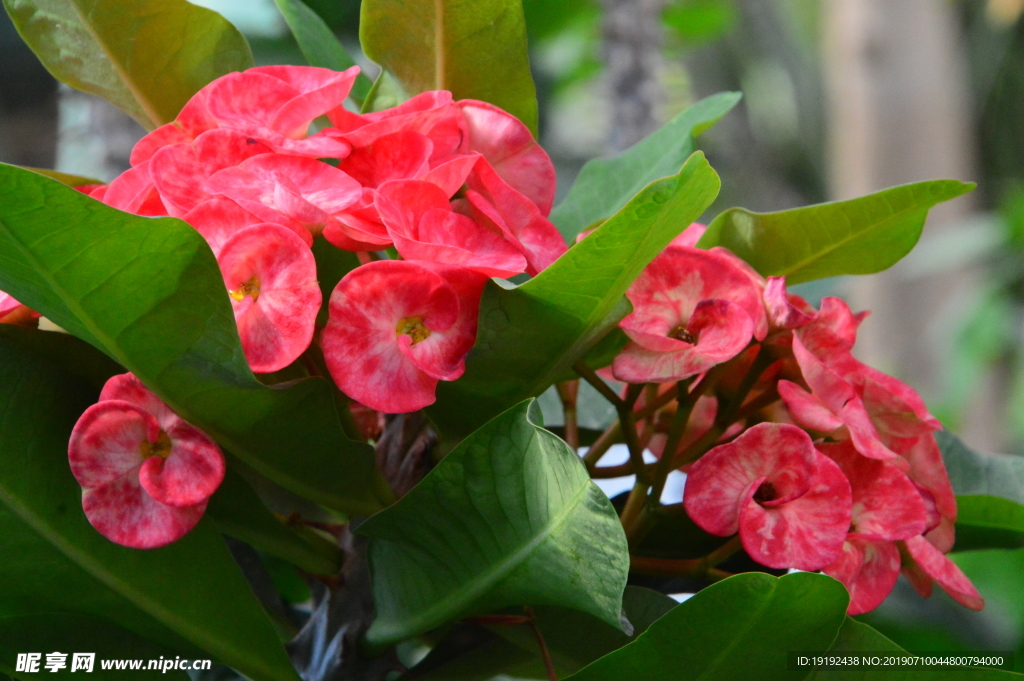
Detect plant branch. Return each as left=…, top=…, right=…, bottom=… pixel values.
left=573, top=360, right=624, bottom=409
left=525, top=606, right=558, bottom=681
left=583, top=421, right=622, bottom=469
left=556, top=380, right=579, bottom=450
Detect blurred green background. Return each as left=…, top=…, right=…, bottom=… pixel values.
left=5, top=0, right=1024, bottom=669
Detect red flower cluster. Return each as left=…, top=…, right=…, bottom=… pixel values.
left=93, top=64, right=563, bottom=412
left=611, top=225, right=980, bottom=615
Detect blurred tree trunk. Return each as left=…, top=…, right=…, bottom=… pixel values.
left=822, top=1, right=996, bottom=447
left=602, top=0, right=665, bottom=151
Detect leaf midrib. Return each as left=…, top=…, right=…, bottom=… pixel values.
left=66, top=0, right=163, bottom=128
left=374, top=428, right=594, bottom=641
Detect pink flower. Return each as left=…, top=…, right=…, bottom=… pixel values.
left=457, top=99, right=556, bottom=216
left=131, top=65, right=359, bottom=164
left=612, top=246, right=768, bottom=383
left=321, top=261, right=485, bottom=413
left=68, top=374, right=225, bottom=549
left=375, top=179, right=528, bottom=277
left=182, top=198, right=264, bottom=257
left=0, top=291, right=24, bottom=319
left=778, top=334, right=901, bottom=463
left=149, top=129, right=274, bottom=217
left=684, top=423, right=851, bottom=570
left=901, top=535, right=983, bottom=611
left=763, top=276, right=816, bottom=332
left=819, top=440, right=930, bottom=614
left=217, top=224, right=322, bottom=373
left=102, top=162, right=167, bottom=216
left=205, top=154, right=362, bottom=245
left=462, top=159, right=566, bottom=274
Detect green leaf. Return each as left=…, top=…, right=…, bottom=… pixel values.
left=952, top=495, right=1024, bottom=552
left=431, top=152, right=720, bottom=442
left=697, top=180, right=975, bottom=285
left=20, top=166, right=102, bottom=188
left=272, top=0, right=372, bottom=103
left=564, top=572, right=849, bottom=681
left=807, top=617, right=1021, bottom=680
left=0, top=325, right=122, bottom=391
left=938, top=429, right=1024, bottom=504
left=357, top=400, right=629, bottom=646
left=2, top=0, right=254, bottom=130
left=359, top=0, right=538, bottom=134
left=0, top=332, right=298, bottom=681
left=206, top=469, right=341, bottom=576
left=0, top=164, right=389, bottom=515
left=0, top=613, right=189, bottom=680
left=411, top=586, right=677, bottom=681
left=550, top=92, right=740, bottom=241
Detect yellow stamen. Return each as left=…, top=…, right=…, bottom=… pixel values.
left=229, top=275, right=261, bottom=302
left=669, top=324, right=696, bottom=344
left=396, top=316, right=431, bottom=344
left=140, top=430, right=172, bottom=460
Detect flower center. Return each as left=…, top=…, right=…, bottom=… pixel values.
left=669, top=324, right=696, bottom=344
left=753, top=481, right=777, bottom=504
left=396, top=316, right=431, bottom=344
left=140, top=430, right=172, bottom=460
left=229, top=276, right=261, bottom=302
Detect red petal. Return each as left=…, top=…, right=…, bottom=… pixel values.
left=902, top=535, right=984, bottom=610
left=182, top=198, right=264, bottom=257
left=138, top=420, right=225, bottom=507
left=457, top=99, right=556, bottom=215
left=218, top=224, right=322, bottom=373
left=819, top=440, right=928, bottom=540
left=82, top=475, right=206, bottom=549
left=99, top=374, right=178, bottom=432
left=68, top=400, right=154, bottom=489
left=103, top=162, right=167, bottom=216
left=684, top=423, right=819, bottom=537
left=338, top=131, right=433, bottom=188
left=322, top=260, right=467, bottom=413
left=823, top=535, right=902, bottom=615
left=738, top=449, right=851, bottom=570
left=778, top=380, right=845, bottom=433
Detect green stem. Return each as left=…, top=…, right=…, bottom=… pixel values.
left=619, top=479, right=650, bottom=534
left=616, top=383, right=649, bottom=484
left=556, top=380, right=579, bottom=450
left=573, top=360, right=624, bottom=409
left=583, top=421, right=622, bottom=469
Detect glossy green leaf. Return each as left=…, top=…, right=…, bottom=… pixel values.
left=697, top=180, right=975, bottom=284
left=939, top=430, right=1024, bottom=504
left=0, top=325, right=122, bottom=391
left=551, top=92, right=740, bottom=241
left=565, top=572, right=849, bottom=681
left=411, top=587, right=677, bottom=681
left=952, top=495, right=1024, bottom=552
left=21, top=166, right=102, bottom=188
left=431, top=152, right=720, bottom=441
left=2, top=0, right=254, bottom=129
left=807, top=618, right=1020, bottom=680
left=0, top=164, right=389, bottom=515
left=360, top=0, right=538, bottom=134
left=206, top=470, right=341, bottom=576
left=272, top=0, right=372, bottom=103
left=0, top=614, right=189, bottom=680
left=358, top=400, right=629, bottom=646
left=0, top=332, right=298, bottom=681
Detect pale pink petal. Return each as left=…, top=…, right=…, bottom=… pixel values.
left=138, top=420, right=225, bottom=507
left=823, top=535, right=902, bottom=615
left=668, top=223, right=708, bottom=248
left=457, top=99, right=556, bottom=215
left=902, top=535, right=984, bottom=610
left=764, top=276, right=816, bottom=331
left=422, top=154, right=480, bottom=196
left=218, top=224, right=321, bottom=373
left=889, top=433, right=958, bottom=552
left=99, top=374, right=178, bottom=432
left=819, top=439, right=928, bottom=540
left=322, top=261, right=464, bottom=413
left=684, top=423, right=818, bottom=537
left=331, top=91, right=466, bottom=162
left=0, top=291, right=22, bottom=317
left=338, top=131, right=432, bottom=188
left=738, top=449, right=851, bottom=570
left=82, top=475, right=206, bottom=549
left=182, top=198, right=265, bottom=257
left=465, top=159, right=566, bottom=274
left=103, top=162, right=167, bottom=216
left=778, top=380, right=845, bottom=433
left=68, top=401, right=155, bottom=489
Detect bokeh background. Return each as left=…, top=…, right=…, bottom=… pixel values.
left=4, top=0, right=1024, bottom=667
